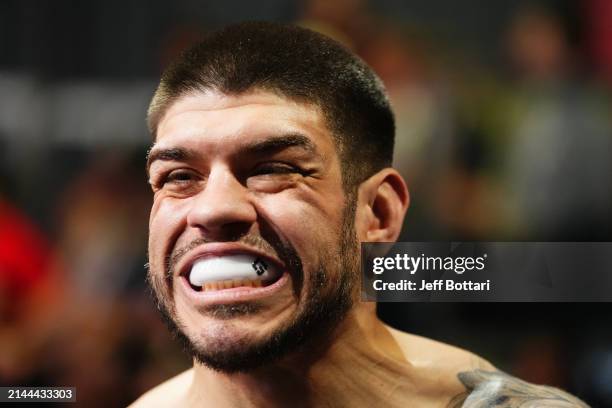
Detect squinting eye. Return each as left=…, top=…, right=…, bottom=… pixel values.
left=251, top=163, right=302, bottom=176
left=154, top=169, right=199, bottom=189
left=166, top=170, right=196, bottom=182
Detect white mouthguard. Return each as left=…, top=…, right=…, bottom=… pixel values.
left=188, top=255, right=279, bottom=287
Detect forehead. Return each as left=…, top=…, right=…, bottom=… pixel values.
left=155, top=90, right=335, bottom=153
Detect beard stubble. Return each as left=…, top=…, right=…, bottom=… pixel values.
left=147, top=198, right=358, bottom=373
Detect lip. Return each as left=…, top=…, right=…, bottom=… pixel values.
left=178, top=272, right=290, bottom=305
left=173, top=242, right=290, bottom=305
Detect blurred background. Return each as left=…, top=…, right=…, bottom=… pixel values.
left=1, top=0, right=611, bottom=406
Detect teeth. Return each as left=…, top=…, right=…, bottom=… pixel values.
left=197, top=278, right=265, bottom=291
left=189, top=255, right=280, bottom=287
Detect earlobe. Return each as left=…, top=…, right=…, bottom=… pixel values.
left=357, top=169, right=409, bottom=243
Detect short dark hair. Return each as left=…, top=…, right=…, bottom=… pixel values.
left=148, top=21, right=395, bottom=188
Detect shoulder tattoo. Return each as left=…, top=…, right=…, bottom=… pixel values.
left=448, top=369, right=590, bottom=407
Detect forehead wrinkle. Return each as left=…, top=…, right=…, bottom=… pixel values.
left=159, top=111, right=310, bottom=147
left=156, top=110, right=327, bottom=156
left=155, top=89, right=325, bottom=137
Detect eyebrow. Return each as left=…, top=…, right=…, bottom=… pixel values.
left=238, top=133, right=316, bottom=156
left=146, top=146, right=196, bottom=174
left=146, top=133, right=318, bottom=174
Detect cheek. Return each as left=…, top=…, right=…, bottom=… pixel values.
left=258, top=188, right=346, bottom=256
left=148, top=197, right=188, bottom=268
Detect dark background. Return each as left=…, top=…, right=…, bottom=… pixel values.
left=1, top=0, right=611, bottom=406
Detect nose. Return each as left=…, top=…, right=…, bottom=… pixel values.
left=186, top=166, right=257, bottom=240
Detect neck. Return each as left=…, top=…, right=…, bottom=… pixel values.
left=186, top=304, right=415, bottom=407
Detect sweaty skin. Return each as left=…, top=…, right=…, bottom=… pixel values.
left=134, top=90, right=589, bottom=408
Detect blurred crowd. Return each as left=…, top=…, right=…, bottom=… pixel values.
left=1, top=0, right=611, bottom=406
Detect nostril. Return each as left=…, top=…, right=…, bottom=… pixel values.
left=186, top=199, right=257, bottom=233
left=191, top=222, right=255, bottom=243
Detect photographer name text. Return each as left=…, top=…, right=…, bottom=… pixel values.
left=373, top=279, right=491, bottom=292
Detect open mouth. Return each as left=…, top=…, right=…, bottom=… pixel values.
left=186, top=254, right=283, bottom=292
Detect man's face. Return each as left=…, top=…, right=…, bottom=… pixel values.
left=147, top=90, right=359, bottom=372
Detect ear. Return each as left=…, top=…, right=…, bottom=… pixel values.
left=355, top=168, right=409, bottom=242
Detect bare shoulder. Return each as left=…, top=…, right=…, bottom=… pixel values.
left=383, top=326, right=588, bottom=407
left=448, top=369, right=590, bottom=408
left=383, top=325, right=495, bottom=403
left=128, top=369, right=193, bottom=408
